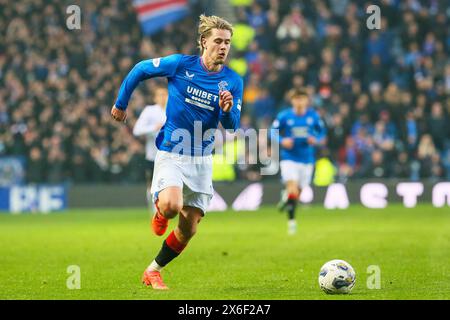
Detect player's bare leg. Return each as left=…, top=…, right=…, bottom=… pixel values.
left=151, top=186, right=183, bottom=236
left=285, top=180, right=300, bottom=235
left=277, top=189, right=288, bottom=212
left=143, top=205, right=203, bottom=289
left=174, top=206, right=203, bottom=245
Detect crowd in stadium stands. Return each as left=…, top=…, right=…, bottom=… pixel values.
left=0, top=0, right=449, bottom=185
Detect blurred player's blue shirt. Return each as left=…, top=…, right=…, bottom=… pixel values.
left=271, top=108, right=326, bottom=164
left=115, top=54, right=243, bottom=156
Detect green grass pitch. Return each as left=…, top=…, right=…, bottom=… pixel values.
left=0, top=204, right=449, bottom=300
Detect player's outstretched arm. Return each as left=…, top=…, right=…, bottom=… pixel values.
left=112, top=54, right=182, bottom=122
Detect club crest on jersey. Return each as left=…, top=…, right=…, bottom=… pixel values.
left=287, top=119, right=295, bottom=126
left=307, top=117, right=313, bottom=125
left=218, top=81, right=228, bottom=92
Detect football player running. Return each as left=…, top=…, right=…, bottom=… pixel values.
left=111, top=15, right=243, bottom=289
left=272, top=88, right=326, bottom=235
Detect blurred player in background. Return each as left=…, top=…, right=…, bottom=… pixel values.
left=272, top=88, right=326, bottom=235
left=111, top=15, right=243, bottom=289
left=132, top=86, right=168, bottom=210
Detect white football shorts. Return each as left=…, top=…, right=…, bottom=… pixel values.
left=150, top=150, right=214, bottom=214
left=280, top=160, right=314, bottom=189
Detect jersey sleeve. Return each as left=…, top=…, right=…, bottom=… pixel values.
left=114, top=54, right=183, bottom=110
left=219, top=75, right=243, bottom=130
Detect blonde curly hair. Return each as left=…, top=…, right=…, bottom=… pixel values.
left=197, top=14, right=233, bottom=53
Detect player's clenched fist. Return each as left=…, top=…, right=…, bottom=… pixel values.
left=281, top=137, right=295, bottom=150
left=219, top=90, right=233, bottom=112
left=111, top=105, right=127, bottom=122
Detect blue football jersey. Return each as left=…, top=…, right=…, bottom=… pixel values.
left=115, top=54, right=243, bottom=156
left=271, top=107, right=326, bottom=164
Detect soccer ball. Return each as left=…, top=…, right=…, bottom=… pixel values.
left=318, top=259, right=356, bottom=294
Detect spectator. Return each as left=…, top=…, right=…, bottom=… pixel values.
left=27, top=147, right=45, bottom=183
left=337, top=136, right=361, bottom=180
left=417, top=134, right=441, bottom=178
left=373, top=121, right=395, bottom=156
left=428, top=102, right=447, bottom=151
left=253, top=87, right=276, bottom=128
left=391, top=151, right=412, bottom=179
left=276, top=4, right=312, bottom=42
left=327, top=113, right=347, bottom=155
left=246, top=2, right=267, bottom=29
left=359, top=149, right=390, bottom=179
left=403, top=110, right=419, bottom=155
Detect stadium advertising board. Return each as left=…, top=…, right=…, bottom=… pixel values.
left=211, top=181, right=450, bottom=211
left=67, top=181, right=450, bottom=210
left=0, top=185, right=67, bottom=213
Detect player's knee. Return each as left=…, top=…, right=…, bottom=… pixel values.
left=159, top=199, right=183, bottom=218
left=287, top=186, right=300, bottom=198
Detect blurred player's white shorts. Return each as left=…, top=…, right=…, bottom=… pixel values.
left=150, top=150, right=214, bottom=214
left=280, top=160, right=314, bottom=188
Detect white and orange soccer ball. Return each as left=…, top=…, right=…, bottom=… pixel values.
left=318, top=259, right=356, bottom=294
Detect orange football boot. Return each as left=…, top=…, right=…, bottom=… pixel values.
left=151, top=199, right=168, bottom=236
left=142, top=270, right=169, bottom=290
